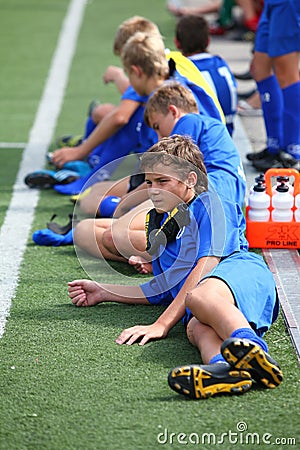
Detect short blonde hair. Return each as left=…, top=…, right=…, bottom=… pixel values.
left=140, top=135, right=208, bottom=194
left=144, top=81, right=198, bottom=127
left=113, top=16, right=162, bottom=56
left=121, top=32, right=169, bottom=79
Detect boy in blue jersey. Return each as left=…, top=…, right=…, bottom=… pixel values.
left=25, top=17, right=161, bottom=193
left=68, top=135, right=283, bottom=400
left=122, top=32, right=225, bottom=124
left=144, top=81, right=246, bottom=208
left=174, top=15, right=237, bottom=136
left=46, top=28, right=225, bottom=195
left=247, top=0, right=300, bottom=171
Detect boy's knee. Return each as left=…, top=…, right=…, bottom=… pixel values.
left=185, top=288, right=206, bottom=311
left=73, top=220, right=89, bottom=246
left=102, top=228, right=115, bottom=252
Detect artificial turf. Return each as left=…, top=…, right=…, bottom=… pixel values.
left=0, top=1, right=299, bottom=449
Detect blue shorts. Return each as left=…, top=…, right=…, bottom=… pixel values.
left=185, top=252, right=279, bottom=336
left=255, top=0, right=300, bottom=57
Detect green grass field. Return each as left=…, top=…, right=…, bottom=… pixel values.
left=0, top=1, right=299, bottom=449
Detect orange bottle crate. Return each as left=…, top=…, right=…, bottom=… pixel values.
left=246, top=168, right=300, bottom=249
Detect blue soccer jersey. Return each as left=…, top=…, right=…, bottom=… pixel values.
left=173, top=71, right=225, bottom=124
left=141, top=192, right=247, bottom=305
left=172, top=113, right=246, bottom=208
left=189, top=54, right=237, bottom=136
left=87, top=85, right=157, bottom=172
left=140, top=193, right=278, bottom=334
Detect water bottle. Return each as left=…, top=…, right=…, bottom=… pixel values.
left=249, top=174, right=266, bottom=196
left=294, top=193, right=300, bottom=222
left=272, top=175, right=294, bottom=195
left=248, top=182, right=270, bottom=222
left=271, top=183, right=294, bottom=222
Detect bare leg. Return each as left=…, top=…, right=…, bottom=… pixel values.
left=79, top=177, right=129, bottom=216
left=102, top=200, right=152, bottom=260
left=186, top=317, right=223, bottom=364
left=74, top=218, right=126, bottom=261
left=185, top=278, right=251, bottom=340
left=273, top=52, right=300, bottom=88
left=250, top=51, right=273, bottom=82
left=167, top=0, right=221, bottom=17
left=91, top=103, right=115, bottom=124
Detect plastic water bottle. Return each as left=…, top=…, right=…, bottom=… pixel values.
left=271, top=183, right=294, bottom=222
left=294, top=193, right=300, bottom=222
left=249, top=174, right=266, bottom=196
left=248, top=182, right=271, bottom=222
left=272, top=175, right=294, bottom=195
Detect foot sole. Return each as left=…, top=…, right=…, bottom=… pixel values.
left=221, top=338, right=283, bottom=388
left=168, top=364, right=252, bottom=399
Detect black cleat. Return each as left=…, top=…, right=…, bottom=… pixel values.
left=246, top=147, right=270, bottom=162
left=221, top=338, right=283, bottom=389
left=168, top=362, right=252, bottom=399
left=252, top=152, right=282, bottom=171
left=252, top=150, right=300, bottom=172
left=24, top=169, right=79, bottom=189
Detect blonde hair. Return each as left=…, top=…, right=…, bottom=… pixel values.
left=113, top=16, right=162, bottom=56
left=144, top=81, right=198, bottom=126
left=121, top=32, right=169, bottom=79
left=140, top=135, right=208, bottom=194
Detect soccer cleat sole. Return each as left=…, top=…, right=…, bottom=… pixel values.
left=168, top=364, right=252, bottom=399
left=221, top=338, right=283, bottom=389
left=24, top=173, right=79, bottom=189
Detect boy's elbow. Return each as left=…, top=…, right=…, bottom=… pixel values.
left=113, top=110, right=130, bottom=127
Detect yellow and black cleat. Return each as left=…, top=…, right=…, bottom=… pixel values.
left=221, top=338, right=283, bottom=389
left=56, top=134, right=83, bottom=148
left=168, top=363, right=252, bottom=399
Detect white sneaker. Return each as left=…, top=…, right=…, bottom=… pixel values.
left=237, top=100, right=262, bottom=116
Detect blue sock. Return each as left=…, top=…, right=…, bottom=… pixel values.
left=230, top=328, right=268, bottom=353
left=257, top=75, right=283, bottom=154
left=282, top=81, right=300, bottom=160
left=209, top=353, right=227, bottom=364
left=84, top=116, right=97, bottom=139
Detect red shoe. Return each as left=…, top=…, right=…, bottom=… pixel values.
left=209, top=22, right=227, bottom=35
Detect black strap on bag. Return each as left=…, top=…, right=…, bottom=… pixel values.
left=145, top=203, right=191, bottom=255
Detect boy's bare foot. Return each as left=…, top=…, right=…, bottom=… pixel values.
left=128, top=255, right=153, bottom=275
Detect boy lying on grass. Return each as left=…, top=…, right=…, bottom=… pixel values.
left=68, top=135, right=283, bottom=400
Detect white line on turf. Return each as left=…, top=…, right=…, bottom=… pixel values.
left=0, top=0, right=88, bottom=337
left=0, top=143, right=27, bottom=149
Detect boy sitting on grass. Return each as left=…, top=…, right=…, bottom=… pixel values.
left=68, top=135, right=283, bottom=400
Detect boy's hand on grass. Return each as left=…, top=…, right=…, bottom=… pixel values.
left=68, top=280, right=104, bottom=307
left=116, top=323, right=167, bottom=346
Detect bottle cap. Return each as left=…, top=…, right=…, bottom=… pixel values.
left=275, top=182, right=289, bottom=193
left=276, top=176, right=289, bottom=183
left=255, top=174, right=265, bottom=183
left=253, top=181, right=266, bottom=192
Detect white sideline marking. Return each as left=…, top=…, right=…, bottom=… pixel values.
left=0, top=0, right=88, bottom=337
left=0, top=143, right=27, bottom=149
